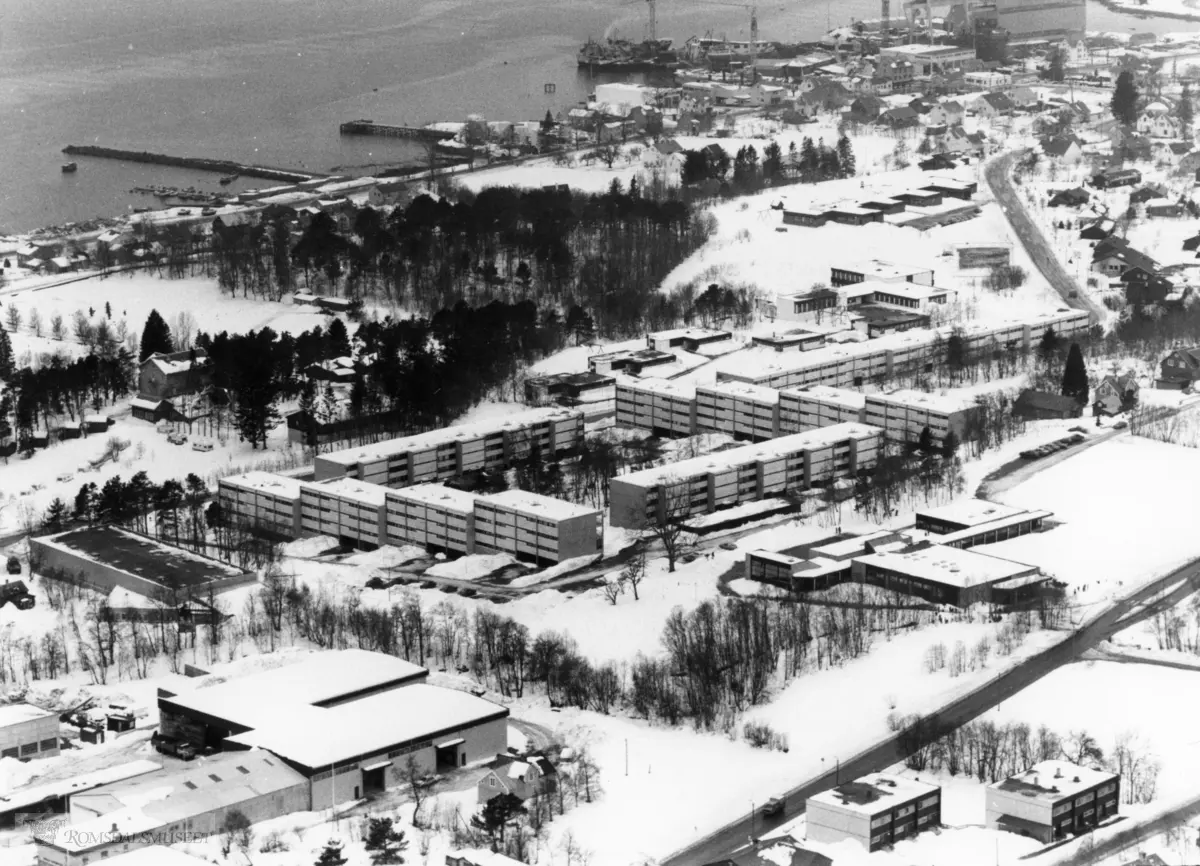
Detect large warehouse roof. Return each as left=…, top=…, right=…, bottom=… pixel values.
left=0, top=702, right=55, bottom=727
left=163, top=649, right=428, bottom=729
left=225, top=684, right=508, bottom=770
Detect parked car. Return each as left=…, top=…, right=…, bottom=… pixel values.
left=1114, top=419, right=1129, bottom=430
left=719, top=541, right=738, bottom=551
left=762, top=797, right=785, bottom=817
left=191, top=441, right=213, bottom=452
left=6, top=556, right=21, bottom=575
left=200, top=207, right=217, bottom=216
left=176, top=209, right=192, bottom=216
left=56, top=473, right=73, bottom=483
left=167, top=432, right=188, bottom=445
left=151, top=732, right=197, bottom=760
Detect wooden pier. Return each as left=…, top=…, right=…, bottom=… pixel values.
left=339, top=120, right=456, bottom=142
left=61, top=145, right=325, bottom=182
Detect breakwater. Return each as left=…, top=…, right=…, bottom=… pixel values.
left=339, top=120, right=457, bottom=141
left=61, top=145, right=326, bottom=182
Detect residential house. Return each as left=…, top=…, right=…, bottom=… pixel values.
left=846, top=95, right=887, bottom=123
left=1137, top=101, right=1181, bottom=138
left=305, top=357, right=358, bottom=383
left=927, top=100, right=964, bottom=126
left=1182, top=232, right=1200, bottom=252
left=1093, top=373, right=1139, bottom=416
left=1122, top=267, right=1174, bottom=305
left=137, top=348, right=213, bottom=401
left=1091, top=166, right=1142, bottom=189
left=1129, top=184, right=1166, bottom=205
left=1068, top=100, right=1091, bottom=123
left=1079, top=217, right=1116, bottom=241
left=477, top=753, right=558, bottom=803
left=941, top=126, right=986, bottom=156
left=1092, top=237, right=1159, bottom=278
left=876, top=105, right=921, bottom=128
left=1010, top=85, right=1039, bottom=109
left=1147, top=201, right=1184, bottom=218
left=1042, top=135, right=1083, bottom=162
left=43, top=256, right=76, bottom=275
left=1048, top=187, right=1090, bottom=207
left=1110, top=128, right=1153, bottom=162
left=797, top=80, right=853, bottom=110
left=972, top=91, right=1016, bottom=118
left=919, top=153, right=959, bottom=171
left=1012, top=390, right=1085, bottom=421
left=1158, top=346, right=1200, bottom=389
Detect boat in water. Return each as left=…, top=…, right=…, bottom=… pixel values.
left=577, top=37, right=679, bottom=72
left=61, top=162, right=78, bottom=173
left=219, top=174, right=238, bottom=185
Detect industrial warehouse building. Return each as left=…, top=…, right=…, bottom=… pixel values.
left=157, top=650, right=507, bottom=807
left=30, top=526, right=255, bottom=602
left=0, top=760, right=160, bottom=829
left=312, top=407, right=584, bottom=486
left=864, top=390, right=979, bottom=447
left=806, top=774, right=942, bottom=851
left=0, top=703, right=60, bottom=761
left=217, top=473, right=602, bottom=564
left=608, top=423, right=880, bottom=528
left=986, top=761, right=1119, bottom=842
left=35, top=751, right=309, bottom=866
left=851, top=541, right=1045, bottom=606
left=716, top=309, right=1091, bottom=390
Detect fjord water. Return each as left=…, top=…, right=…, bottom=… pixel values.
left=0, top=0, right=1192, bottom=233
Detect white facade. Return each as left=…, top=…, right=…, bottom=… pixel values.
left=615, top=378, right=697, bottom=435
left=473, top=489, right=601, bottom=563
left=806, top=774, right=941, bottom=851
left=299, top=478, right=388, bottom=547
left=779, top=386, right=867, bottom=432
left=864, top=389, right=979, bottom=446
left=695, top=382, right=782, bottom=440
left=217, top=471, right=302, bottom=536
left=0, top=703, right=59, bottom=761
left=385, top=484, right=478, bottom=555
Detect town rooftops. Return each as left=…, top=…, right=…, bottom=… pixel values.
left=303, top=477, right=390, bottom=507
left=225, top=684, right=508, bottom=770
left=808, top=773, right=939, bottom=816
left=388, top=483, right=479, bottom=514
left=317, top=407, right=580, bottom=468
left=0, top=702, right=56, bottom=727
left=990, top=760, right=1118, bottom=804
left=221, top=470, right=303, bottom=499
left=917, top=500, right=1025, bottom=529
left=786, top=384, right=867, bottom=410
left=854, top=543, right=1038, bottom=589
left=161, top=649, right=429, bottom=730
left=870, top=388, right=977, bottom=414
left=481, top=488, right=598, bottom=520
left=617, top=423, right=881, bottom=487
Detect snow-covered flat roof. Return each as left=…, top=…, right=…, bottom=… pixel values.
left=319, top=407, right=580, bottom=467
left=839, top=258, right=934, bottom=280
left=697, top=381, right=781, bottom=404
left=939, top=510, right=1054, bottom=543
left=98, top=846, right=213, bottom=866
left=221, top=470, right=303, bottom=500
left=808, top=773, right=939, bottom=816
left=617, top=423, right=880, bottom=487
left=163, top=649, right=428, bottom=728
left=917, top=499, right=1027, bottom=529
left=302, top=477, right=389, bottom=507
left=867, top=388, right=978, bottom=415
left=990, top=760, right=1117, bottom=803
left=809, top=529, right=900, bottom=560
left=854, top=544, right=1037, bottom=589
left=0, top=702, right=55, bottom=728
left=786, top=385, right=868, bottom=410
left=648, top=327, right=731, bottom=342
left=225, top=684, right=507, bottom=769
left=480, top=489, right=599, bottom=520
left=618, top=377, right=697, bottom=399
left=0, top=760, right=160, bottom=815
left=387, top=483, right=479, bottom=514
left=859, top=280, right=953, bottom=300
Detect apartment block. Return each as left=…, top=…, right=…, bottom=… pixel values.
left=615, top=378, right=697, bottom=435
left=313, top=408, right=584, bottom=487
left=384, top=484, right=478, bottom=555
left=695, top=382, right=781, bottom=440
left=299, top=478, right=388, bottom=548
left=473, top=490, right=602, bottom=564
left=608, top=423, right=881, bottom=528
left=864, top=389, right=979, bottom=446
left=807, top=774, right=941, bottom=851
left=779, top=386, right=866, bottom=433
left=217, top=471, right=303, bottom=537
left=986, top=761, right=1119, bottom=843
left=716, top=309, right=1091, bottom=390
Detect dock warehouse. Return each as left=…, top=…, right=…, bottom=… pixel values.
left=158, top=650, right=506, bottom=805
left=851, top=542, right=1042, bottom=606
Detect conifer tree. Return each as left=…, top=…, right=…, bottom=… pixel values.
left=836, top=134, right=857, bottom=177
left=139, top=309, right=173, bottom=362
left=1061, top=342, right=1089, bottom=404
left=1111, top=70, right=1139, bottom=127
left=315, top=840, right=348, bottom=866
left=0, top=326, right=13, bottom=381
left=1181, top=83, right=1195, bottom=138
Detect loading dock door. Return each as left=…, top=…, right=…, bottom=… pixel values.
left=362, top=761, right=389, bottom=796
left=436, top=738, right=465, bottom=770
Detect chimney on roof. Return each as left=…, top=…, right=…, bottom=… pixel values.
left=1073, top=776, right=1081, bottom=783
left=112, top=822, right=119, bottom=832
left=1055, top=767, right=1062, bottom=779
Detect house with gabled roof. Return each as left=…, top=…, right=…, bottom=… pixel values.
left=876, top=105, right=920, bottom=128
left=845, top=95, right=887, bottom=123
left=1129, top=183, right=1167, bottom=205
left=1048, top=187, right=1090, bottom=207
left=1079, top=217, right=1116, bottom=241
left=972, top=91, right=1015, bottom=118
left=138, top=348, right=212, bottom=401
left=1092, top=237, right=1159, bottom=278
left=1093, top=373, right=1139, bottom=416
left=477, top=753, right=557, bottom=803
left=1042, top=135, right=1083, bottom=162
left=928, top=100, right=964, bottom=127
left=1158, top=346, right=1200, bottom=388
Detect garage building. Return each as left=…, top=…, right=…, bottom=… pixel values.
left=0, top=703, right=60, bottom=761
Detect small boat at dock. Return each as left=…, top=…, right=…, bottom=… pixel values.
left=219, top=174, right=238, bottom=185
left=61, top=162, right=78, bottom=173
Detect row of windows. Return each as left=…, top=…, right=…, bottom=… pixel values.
left=1, top=738, right=57, bottom=759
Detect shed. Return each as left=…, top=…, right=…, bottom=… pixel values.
left=1012, top=390, right=1083, bottom=421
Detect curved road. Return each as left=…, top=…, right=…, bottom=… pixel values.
left=983, top=150, right=1105, bottom=324
left=662, top=557, right=1200, bottom=866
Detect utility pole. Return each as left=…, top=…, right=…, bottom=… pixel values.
left=647, top=0, right=657, bottom=43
